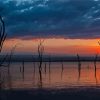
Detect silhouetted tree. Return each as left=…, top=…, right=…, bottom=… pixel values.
left=77, top=54, right=81, bottom=81
left=0, top=16, right=7, bottom=52
left=7, top=45, right=17, bottom=74
left=38, top=40, right=44, bottom=70
left=0, top=16, right=7, bottom=89
left=94, top=54, right=98, bottom=83
left=37, top=40, right=44, bottom=88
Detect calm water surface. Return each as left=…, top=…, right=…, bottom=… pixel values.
left=1, top=62, right=100, bottom=89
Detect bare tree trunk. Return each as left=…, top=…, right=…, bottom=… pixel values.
left=94, top=54, right=98, bottom=83
left=37, top=40, right=44, bottom=88
left=0, top=15, right=7, bottom=90
left=77, top=54, right=81, bottom=81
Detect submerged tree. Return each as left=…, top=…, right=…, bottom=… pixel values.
left=22, top=60, right=25, bottom=81
left=94, top=54, right=98, bottom=83
left=7, top=45, right=17, bottom=74
left=0, top=16, right=7, bottom=89
left=77, top=54, right=81, bottom=81
left=38, top=40, right=44, bottom=70
left=48, top=55, right=51, bottom=83
left=37, top=40, right=44, bottom=88
left=0, top=16, right=7, bottom=66
left=0, top=16, right=7, bottom=52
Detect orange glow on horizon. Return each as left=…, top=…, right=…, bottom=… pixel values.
left=2, top=38, right=100, bottom=55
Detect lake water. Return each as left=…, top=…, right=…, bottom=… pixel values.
left=1, top=61, right=100, bottom=89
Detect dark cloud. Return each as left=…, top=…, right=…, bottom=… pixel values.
left=0, top=0, right=100, bottom=39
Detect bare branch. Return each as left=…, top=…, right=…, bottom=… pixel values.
left=0, top=16, right=7, bottom=52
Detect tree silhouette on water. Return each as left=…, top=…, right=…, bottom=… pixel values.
left=21, top=60, right=25, bottom=81
left=48, top=55, right=51, bottom=83
left=61, top=61, right=64, bottom=80
left=0, top=16, right=7, bottom=52
left=0, top=16, right=7, bottom=89
left=77, top=54, right=81, bottom=81
left=37, top=40, right=44, bottom=88
left=7, top=45, right=17, bottom=75
left=94, top=54, right=98, bottom=83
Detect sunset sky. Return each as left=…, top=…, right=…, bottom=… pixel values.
left=0, top=0, right=100, bottom=56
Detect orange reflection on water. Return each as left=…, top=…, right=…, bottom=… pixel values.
left=2, top=62, right=100, bottom=89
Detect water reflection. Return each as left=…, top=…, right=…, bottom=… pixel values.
left=44, top=62, right=47, bottom=76
left=78, top=61, right=81, bottom=81
left=48, top=61, right=51, bottom=84
left=94, top=62, right=97, bottom=83
left=7, top=67, right=12, bottom=89
left=1, top=62, right=100, bottom=89
left=22, top=61, right=25, bottom=81
left=33, top=62, right=36, bottom=85
left=61, top=61, right=64, bottom=80
left=38, top=66, right=42, bottom=88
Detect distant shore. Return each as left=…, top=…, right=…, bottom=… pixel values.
left=0, top=55, right=100, bottom=62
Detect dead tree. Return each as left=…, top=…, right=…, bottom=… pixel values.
left=0, top=16, right=7, bottom=89
left=94, top=53, right=98, bottom=83
left=7, top=45, right=17, bottom=74
left=77, top=54, right=81, bottom=81
left=0, top=16, right=7, bottom=52
left=37, top=40, right=44, bottom=88
left=32, top=55, right=36, bottom=83
left=38, top=40, right=44, bottom=70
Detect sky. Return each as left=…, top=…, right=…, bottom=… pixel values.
left=0, top=0, right=100, bottom=56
